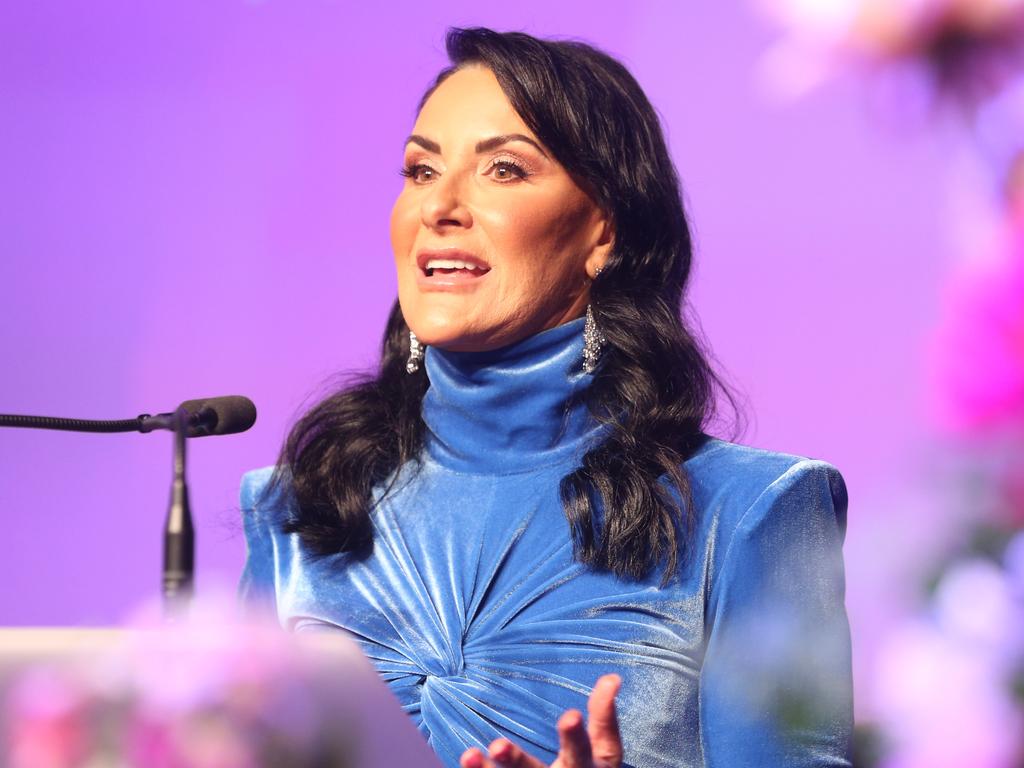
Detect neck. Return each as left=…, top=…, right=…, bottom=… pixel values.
left=421, top=318, right=604, bottom=475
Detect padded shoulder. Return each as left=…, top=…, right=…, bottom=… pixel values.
left=737, top=457, right=848, bottom=540
left=240, top=465, right=276, bottom=512
left=239, top=465, right=298, bottom=533
left=686, top=438, right=848, bottom=540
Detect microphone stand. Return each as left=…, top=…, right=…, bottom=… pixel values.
left=1, top=396, right=255, bottom=620
left=162, top=407, right=194, bottom=619
left=0, top=409, right=198, bottom=618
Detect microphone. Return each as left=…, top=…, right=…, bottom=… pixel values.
left=173, top=396, right=258, bottom=437
left=0, top=396, right=258, bottom=437
left=0, top=395, right=257, bottom=619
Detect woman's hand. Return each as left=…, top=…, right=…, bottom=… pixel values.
left=459, top=674, right=623, bottom=768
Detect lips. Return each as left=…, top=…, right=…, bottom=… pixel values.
left=416, top=249, right=491, bottom=284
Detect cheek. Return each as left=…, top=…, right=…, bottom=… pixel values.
left=389, top=192, right=417, bottom=261
left=390, top=193, right=421, bottom=325
left=494, top=196, right=591, bottom=283
left=488, top=198, right=554, bottom=261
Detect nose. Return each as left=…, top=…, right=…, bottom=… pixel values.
left=421, top=172, right=472, bottom=231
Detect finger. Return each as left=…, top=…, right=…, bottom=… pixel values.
left=556, top=709, right=592, bottom=768
left=488, top=737, right=547, bottom=768
left=461, top=746, right=493, bottom=768
left=587, top=674, right=623, bottom=766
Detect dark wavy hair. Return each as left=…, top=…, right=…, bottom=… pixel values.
left=273, top=27, right=737, bottom=582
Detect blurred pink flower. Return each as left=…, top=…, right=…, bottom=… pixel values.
left=4, top=670, right=91, bottom=768
left=874, top=615, right=1023, bottom=768
left=757, top=0, right=1024, bottom=106
left=0, top=597, right=360, bottom=767
left=933, top=558, right=1024, bottom=660
left=930, top=223, right=1024, bottom=435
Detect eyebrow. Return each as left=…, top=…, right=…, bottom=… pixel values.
left=404, top=133, right=549, bottom=158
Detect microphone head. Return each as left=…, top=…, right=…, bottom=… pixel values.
left=178, top=396, right=257, bottom=437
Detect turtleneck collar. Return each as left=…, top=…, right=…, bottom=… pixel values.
left=421, top=318, right=604, bottom=475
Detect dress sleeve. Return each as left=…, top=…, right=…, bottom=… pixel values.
left=237, top=467, right=279, bottom=618
left=700, top=460, right=853, bottom=767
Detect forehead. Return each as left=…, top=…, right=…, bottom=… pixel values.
left=413, top=65, right=536, bottom=144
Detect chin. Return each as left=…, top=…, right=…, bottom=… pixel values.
left=408, top=314, right=517, bottom=353
left=407, top=312, right=476, bottom=350
left=416, top=328, right=491, bottom=353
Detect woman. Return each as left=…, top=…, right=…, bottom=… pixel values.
left=239, top=27, right=853, bottom=768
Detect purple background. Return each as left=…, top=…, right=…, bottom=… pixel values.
left=0, top=2, right=953, bottom=720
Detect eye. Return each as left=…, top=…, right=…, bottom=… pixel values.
left=399, top=163, right=438, bottom=183
left=486, top=158, right=529, bottom=182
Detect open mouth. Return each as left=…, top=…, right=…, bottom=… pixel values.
left=422, top=258, right=490, bottom=278
left=418, top=252, right=492, bottom=281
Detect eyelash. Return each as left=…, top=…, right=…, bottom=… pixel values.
left=487, top=158, right=530, bottom=180
left=398, top=163, right=434, bottom=182
left=398, top=159, right=530, bottom=183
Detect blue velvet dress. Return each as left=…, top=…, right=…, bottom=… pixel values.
left=238, top=318, right=853, bottom=767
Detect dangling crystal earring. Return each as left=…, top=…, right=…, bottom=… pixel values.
left=406, top=330, right=424, bottom=374
left=583, top=265, right=606, bottom=374
left=583, top=304, right=606, bottom=374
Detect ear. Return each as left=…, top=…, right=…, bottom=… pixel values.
left=584, top=216, right=614, bottom=279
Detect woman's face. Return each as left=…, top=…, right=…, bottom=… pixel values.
left=390, top=65, right=612, bottom=352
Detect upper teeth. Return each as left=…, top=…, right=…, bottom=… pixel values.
left=425, top=258, right=484, bottom=271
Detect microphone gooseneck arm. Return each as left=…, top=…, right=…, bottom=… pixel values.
left=0, top=413, right=154, bottom=433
